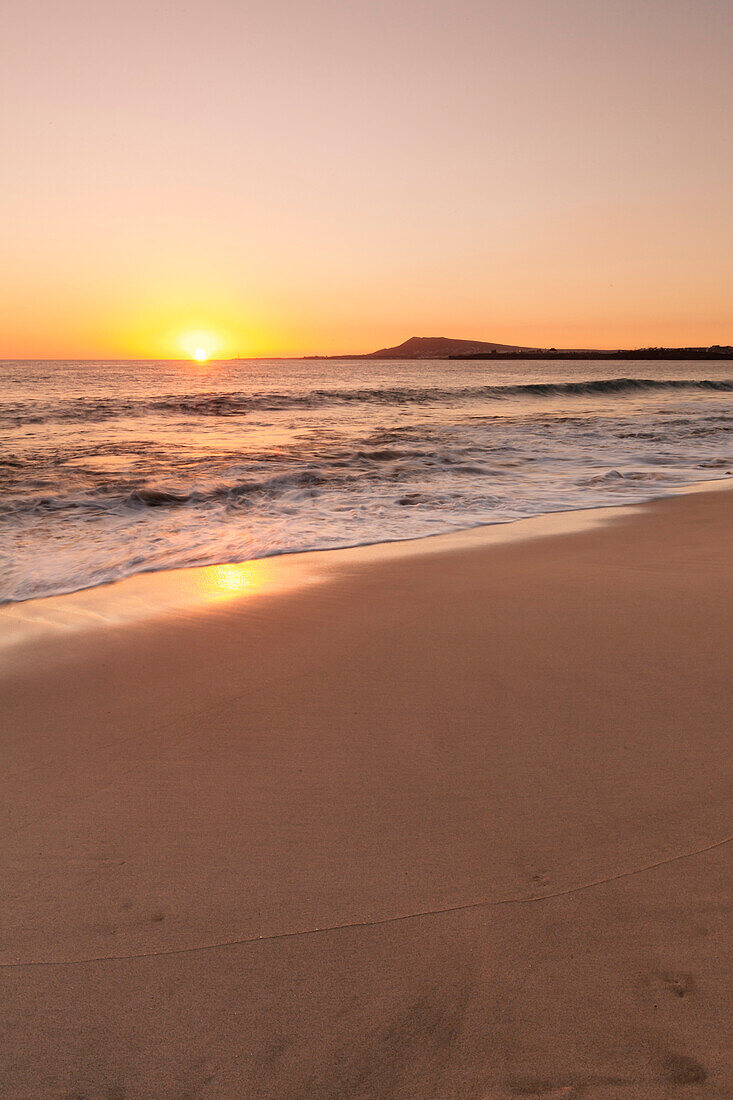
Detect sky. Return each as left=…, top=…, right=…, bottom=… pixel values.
left=1, top=0, right=732, bottom=358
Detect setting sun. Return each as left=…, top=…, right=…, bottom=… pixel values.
left=179, top=329, right=222, bottom=362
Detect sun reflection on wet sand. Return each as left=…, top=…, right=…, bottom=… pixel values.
left=0, top=557, right=314, bottom=654
left=0, top=491, right=663, bottom=657
left=193, top=561, right=271, bottom=601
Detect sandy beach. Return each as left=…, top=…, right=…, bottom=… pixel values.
left=1, top=485, right=732, bottom=1098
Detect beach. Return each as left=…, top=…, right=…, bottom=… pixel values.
left=1, top=484, right=732, bottom=1097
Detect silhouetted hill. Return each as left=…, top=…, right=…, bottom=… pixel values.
left=367, top=336, right=538, bottom=358
left=305, top=338, right=733, bottom=361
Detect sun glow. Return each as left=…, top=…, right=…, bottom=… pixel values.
left=180, top=330, right=221, bottom=362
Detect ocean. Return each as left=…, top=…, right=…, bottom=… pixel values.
left=1, top=357, right=731, bottom=604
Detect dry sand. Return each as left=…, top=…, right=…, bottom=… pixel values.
left=1, top=487, right=732, bottom=1098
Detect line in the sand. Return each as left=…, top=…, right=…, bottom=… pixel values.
left=3, top=830, right=732, bottom=970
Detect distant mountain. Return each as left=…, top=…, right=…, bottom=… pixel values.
left=303, top=336, right=733, bottom=361
left=367, top=336, right=540, bottom=358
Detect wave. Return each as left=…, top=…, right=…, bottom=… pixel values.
left=2, top=377, right=731, bottom=426
left=0, top=468, right=360, bottom=518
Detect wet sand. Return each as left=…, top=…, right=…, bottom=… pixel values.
left=1, top=486, right=732, bottom=1097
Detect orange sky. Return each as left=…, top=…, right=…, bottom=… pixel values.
left=1, top=0, right=732, bottom=358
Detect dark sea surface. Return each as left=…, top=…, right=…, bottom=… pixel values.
left=1, top=358, right=731, bottom=602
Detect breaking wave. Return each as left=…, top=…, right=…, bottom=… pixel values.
left=2, top=376, right=731, bottom=426
left=0, top=469, right=358, bottom=517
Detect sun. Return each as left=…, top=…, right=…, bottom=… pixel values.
left=179, top=330, right=221, bottom=361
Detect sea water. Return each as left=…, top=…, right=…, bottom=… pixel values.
left=1, top=357, right=730, bottom=602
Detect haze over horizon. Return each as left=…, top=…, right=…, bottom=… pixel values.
left=2, top=0, right=732, bottom=360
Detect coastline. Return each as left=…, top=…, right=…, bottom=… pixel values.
left=2, top=484, right=732, bottom=1096
left=4, top=357, right=731, bottom=609
left=1, top=476, right=730, bottom=658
